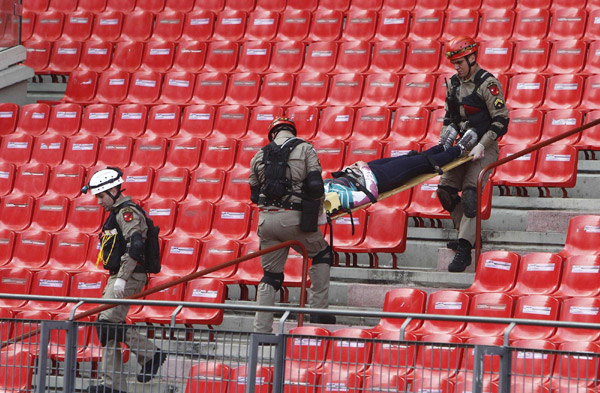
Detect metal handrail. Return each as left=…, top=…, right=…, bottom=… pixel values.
left=3, top=239, right=309, bottom=347
left=474, top=117, right=600, bottom=262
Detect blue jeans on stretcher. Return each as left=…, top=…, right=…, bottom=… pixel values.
left=368, top=145, right=462, bottom=193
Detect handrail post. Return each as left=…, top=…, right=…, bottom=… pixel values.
left=474, top=118, right=600, bottom=262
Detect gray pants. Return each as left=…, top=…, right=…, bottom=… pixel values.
left=99, top=273, right=158, bottom=391
left=439, top=143, right=499, bottom=245
left=253, top=210, right=330, bottom=333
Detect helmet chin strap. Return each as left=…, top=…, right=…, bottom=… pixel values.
left=107, top=186, right=122, bottom=204
left=465, top=53, right=477, bottom=78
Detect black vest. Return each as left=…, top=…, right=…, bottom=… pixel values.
left=447, top=68, right=493, bottom=139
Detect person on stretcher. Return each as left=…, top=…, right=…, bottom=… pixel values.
left=324, top=127, right=479, bottom=213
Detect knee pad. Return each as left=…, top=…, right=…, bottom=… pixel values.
left=96, top=319, right=126, bottom=347
left=462, top=187, right=478, bottom=218
left=312, top=246, right=333, bottom=266
left=437, top=185, right=460, bottom=213
left=260, top=271, right=284, bottom=291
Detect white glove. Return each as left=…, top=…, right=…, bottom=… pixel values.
left=113, top=278, right=126, bottom=298
left=469, top=143, right=485, bottom=160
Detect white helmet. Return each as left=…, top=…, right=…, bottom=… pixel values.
left=86, top=168, right=124, bottom=195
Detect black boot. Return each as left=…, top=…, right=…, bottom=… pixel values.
left=88, top=385, right=126, bottom=393
left=446, top=239, right=459, bottom=250
left=308, top=314, right=336, bottom=324
left=448, top=239, right=472, bottom=272
left=137, top=350, right=168, bottom=383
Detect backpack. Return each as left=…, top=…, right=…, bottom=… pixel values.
left=261, top=137, right=306, bottom=201
left=119, top=202, right=161, bottom=274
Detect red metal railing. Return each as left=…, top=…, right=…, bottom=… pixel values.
left=474, top=117, right=600, bottom=262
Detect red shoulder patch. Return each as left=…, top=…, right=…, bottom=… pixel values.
left=122, top=208, right=134, bottom=222
left=489, top=84, right=500, bottom=96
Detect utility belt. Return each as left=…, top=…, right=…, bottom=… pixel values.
left=258, top=196, right=302, bottom=211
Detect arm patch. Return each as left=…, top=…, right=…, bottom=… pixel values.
left=122, top=207, right=134, bottom=222
left=488, top=83, right=500, bottom=96
left=494, top=98, right=505, bottom=109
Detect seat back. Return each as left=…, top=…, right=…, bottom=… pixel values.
left=560, top=215, right=600, bottom=257
left=30, top=133, right=66, bottom=167
left=373, top=288, right=426, bottom=334
left=554, top=255, right=600, bottom=298
left=467, top=251, right=520, bottom=293
left=509, top=252, right=562, bottom=296
left=510, top=295, right=559, bottom=341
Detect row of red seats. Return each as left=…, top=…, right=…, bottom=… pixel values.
left=22, top=7, right=600, bottom=46
left=4, top=103, right=600, bottom=151
left=283, top=326, right=600, bottom=393
left=26, top=0, right=598, bottom=14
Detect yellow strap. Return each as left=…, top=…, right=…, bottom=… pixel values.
left=96, top=234, right=117, bottom=268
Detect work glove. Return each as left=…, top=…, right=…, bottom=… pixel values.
left=113, top=278, right=126, bottom=298
left=469, top=143, right=485, bottom=160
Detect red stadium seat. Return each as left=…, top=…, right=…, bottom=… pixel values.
left=22, top=270, right=70, bottom=311
left=236, top=133, right=268, bottom=166
left=46, top=102, right=82, bottom=137
left=0, top=350, right=35, bottom=393
left=441, top=9, right=479, bottom=42
left=145, top=104, right=182, bottom=138
left=511, top=8, right=550, bottom=41
left=221, top=166, right=251, bottom=202
left=59, top=271, right=107, bottom=313
left=351, top=106, right=391, bottom=141
left=119, top=10, right=154, bottom=42
left=104, top=0, right=134, bottom=12
left=89, top=10, right=123, bottom=42
left=151, top=10, right=184, bottom=42
left=313, top=138, right=345, bottom=174
left=541, top=75, right=583, bottom=110
left=212, top=10, right=247, bottom=42
left=159, top=237, right=201, bottom=276
left=552, top=341, right=600, bottom=390
left=46, top=163, right=86, bottom=200
left=313, top=106, right=355, bottom=141
left=207, top=201, right=253, bottom=240
left=325, top=73, right=364, bottom=107
left=539, top=109, right=583, bottom=145
left=0, top=268, right=33, bottom=309
left=405, top=176, right=449, bottom=223
left=78, top=0, right=107, bottom=13
left=13, top=162, right=50, bottom=198
left=16, top=103, right=50, bottom=136
left=157, top=71, right=195, bottom=105
left=110, top=41, right=144, bottom=72
left=458, top=292, right=514, bottom=338
left=414, top=334, right=463, bottom=383
left=63, top=69, right=98, bottom=104
left=408, top=8, right=444, bottom=41
left=10, top=229, right=52, bottom=270
left=63, top=194, right=105, bottom=234
left=30, top=134, right=66, bottom=167
left=542, top=39, right=585, bottom=75
left=509, top=295, right=560, bottom=341
left=477, top=40, right=514, bottom=75
left=553, top=255, right=600, bottom=298
left=429, top=72, right=453, bottom=108
left=127, top=70, right=162, bottom=104
left=244, top=10, right=279, bottom=41
left=301, top=41, right=338, bottom=74
left=274, top=9, right=310, bottom=42
left=185, top=362, right=230, bottom=393
left=96, top=134, right=133, bottom=168
left=45, top=231, right=89, bottom=272
left=61, top=10, right=93, bottom=42
left=24, top=0, right=49, bottom=12
left=111, top=103, right=148, bottom=137
left=289, top=73, right=329, bottom=107
left=514, top=0, right=550, bottom=9
left=507, top=39, right=550, bottom=75
left=343, top=139, right=383, bottom=167
left=402, top=40, right=441, bottom=74
left=386, top=107, right=429, bottom=144
left=500, top=109, right=543, bottom=146
left=333, top=41, right=371, bottom=74
left=256, top=73, right=293, bottom=107
left=465, top=250, right=520, bottom=293
left=170, top=199, right=214, bottom=239
left=31, top=10, right=65, bottom=42
left=507, top=252, right=562, bottom=297
left=190, top=72, right=227, bottom=106
left=266, top=41, right=305, bottom=74
left=142, top=197, right=178, bottom=236
left=94, top=69, right=130, bottom=104
left=373, top=9, right=409, bottom=41
left=122, top=166, right=154, bottom=202
left=21, top=11, right=36, bottom=41
left=197, top=237, right=240, bottom=279
left=187, top=166, right=226, bottom=202
left=578, top=75, right=600, bottom=112
left=23, top=40, right=51, bottom=73
left=130, top=136, right=168, bottom=169
left=583, top=8, right=600, bottom=42
left=577, top=110, right=600, bottom=151
left=0, top=228, right=15, bottom=267
left=411, top=290, right=469, bottom=337
left=212, top=105, right=249, bottom=139
left=359, top=73, right=400, bottom=108
left=224, top=72, right=261, bottom=106
left=63, top=134, right=99, bottom=167
left=319, top=0, right=350, bottom=10
left=369, top=288, right=426, bottom=336
left=165, top=136, right=202, bottom=170
left=506, top=74, right=546, bottom=109
left=342, top=9, right=377, bottom=41
left=141, top=41, right=175, bottom=73
left=30, top=194, right=69, bottom=232
left=395, top=73, right=435, bottom=108
left=171, top=41, right=207, bottom=73
left=520, top=144, right=578, bottom=197
left=129, top=275, right=185, bottom=324
left=180, top=10, right=215, bottom=42
left=327, top=209, right=368, bottom=250
left=235, top=41, right=272, bottom=73
left=203, top=41, right=239, bottom=73
left=549, top=297, right=600, bottom=343
left=177, top=278, right=226, bottom=327
left=286, top=0, right=318, bottom=10
left=0, top=103, right=18, bottom=136
left=0, top=162, right=15, bottom=198
left=307, top=9, right=343, bottom=42
left=547, top=8, right=586, bottom=41
left=285, top=106, right=319, bottom=140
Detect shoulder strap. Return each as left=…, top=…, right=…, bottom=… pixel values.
left=473, top=68, right=493, bottom=89
left=332, top=170, right=378, bottom=204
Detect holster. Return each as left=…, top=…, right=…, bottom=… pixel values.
left=300, top=199, right=320, bottom=232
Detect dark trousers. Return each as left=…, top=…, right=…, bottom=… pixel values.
left=368, top=145, right=462, bottom=193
